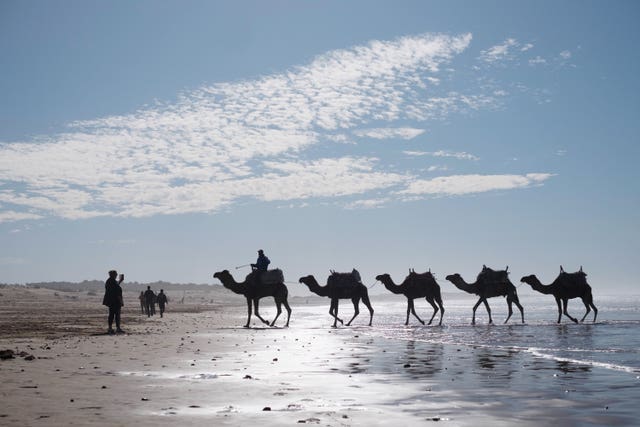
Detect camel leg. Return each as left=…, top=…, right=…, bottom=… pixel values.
left=579, top=295, right=598, bottom=323
left=346, top=298, right=360, bottom=326
left=253, top=299, right=270, bottom=325
left=562, top=299, right=578, bottom=324
left=329, top=300, right=337, bottom=327
left=410, top=299, right=425, bottom=325
left=506, top=294, right=524, bottom=324
left=270, top=300, right=282, bottom=327
left=282, top=299, right=292, bottom=327
left=362, top=292, right=374, bottom=326
left=405, top=300, right=411, bottom=325
left=483, top=299, right=492, bottom=324
left=471, top=298, right=483, bottom=325
left=472, top=298, right=492, bottom=324
left=555, top=297, right=563, bottom=323
left=436, top=297, right=445, bottom=326
left=425, top=297, right=438, bottom=325
left=244, top=298, right=252, bottom=328
left=514, top=296, right=524, bottom=323
left=504, top=298, right=513, bottom=324
left=329, top=299, right=343, bottom=327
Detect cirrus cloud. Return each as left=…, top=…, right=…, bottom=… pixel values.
left=399, top=173, right=554, bottom=196
left=0, top=32, right=556, bottom=223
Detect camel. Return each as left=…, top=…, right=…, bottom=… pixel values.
left=445, top=265, right=524, bottom=325
left=375, top=269, right=445, bottom=326
left=520, top=266, right=597, bottom=323
left=298, top=273, right=374, bottom=327
left=213, top=270, right=291, bottom=328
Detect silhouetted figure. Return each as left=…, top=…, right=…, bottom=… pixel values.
left=102, top=270, right=124, bottom=334
left=376, top=269, right=445, bottom=326
left=151, top=291, right=157, bottom=315
left=521, top=266, right=597, bottom=323
left=251, top=249, right=270, bottom=272
left=299, top=271, right=374, bottom=327
left=157, top=289, right=168, bottom=317
left=213, top=270, right=291, bottom=328
left=138, top=291, right=145, bottom=314
left=446, top=265, right=524, bottom=325
left=144, top=286, right=155, bottom=317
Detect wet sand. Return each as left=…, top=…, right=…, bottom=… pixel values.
left=1, top=286, right=638, bottom=426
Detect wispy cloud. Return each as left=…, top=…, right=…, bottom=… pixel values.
left=353, top=128, right=426, bottom=140
left=345, top=198, right=388, bottom=209
left=399, top=173, right=554, bottom=196
left=479, top=38, right=519, bottom=63
left=0, top=210, right=44, bottom=223
left=0, top=32, right=556, bottom=222
left=403, top=150, right=479, bottom=161
left=529, top=56, right=547, bottom=66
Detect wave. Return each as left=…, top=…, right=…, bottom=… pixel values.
left=525, top=348, right=640, bottom=374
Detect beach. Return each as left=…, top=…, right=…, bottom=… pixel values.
left=1, top=286, right=639, bottom=426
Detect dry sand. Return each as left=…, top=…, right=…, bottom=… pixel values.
left=0, top=287, right=439, bottom=426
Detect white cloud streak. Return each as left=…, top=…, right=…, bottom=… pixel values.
left=479, top=38, right=519, bottom=63
left=403, top=150, right=479, bottom=161
left=0, top=32, right=554, bottom=222
left=529, top=56, right=547, bottom=66
left=399, top=173, right=554, bottom=196
left=353, top=128, right=426, bottom=140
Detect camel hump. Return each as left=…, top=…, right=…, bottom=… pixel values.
left=557, top=268, right=588, bottom=286
left=477, top=266, right=509, bottom=283
left=328, top=269, right=362, bottom=287
left=259, top=269, right=285, bottom=285
left=405, top=270, right=433, bottom=282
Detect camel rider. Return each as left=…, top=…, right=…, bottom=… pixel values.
left=250, top=249, right=270, bottom=286
left=251, top=249, right=270, bottom=272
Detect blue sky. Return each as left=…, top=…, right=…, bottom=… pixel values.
left=1, top=1, right=638, bottom=294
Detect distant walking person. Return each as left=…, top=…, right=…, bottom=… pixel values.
left=157, top=289, right=168, bottom=317
left=144, top=286, right=155, bottom=317
left=138, top=291, right=145, bottom=314
left=251, top=249, right=270, bottom=272
left=151, top=290, right=157, bottom=315
left=102, top=270, right=124, bottom=334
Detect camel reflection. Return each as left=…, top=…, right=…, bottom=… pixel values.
left=474, top=347, right=518, bottom=383
left=400, top=340, right=445, bottom=379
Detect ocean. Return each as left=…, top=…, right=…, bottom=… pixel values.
left=288, top=292, right=640, bottom=425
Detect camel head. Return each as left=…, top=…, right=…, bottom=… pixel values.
left=445, top=273, right=462, bottom=283
left=520, top=274, right=538, bottom=285
left=213, top=270, right=231, bottom=281
left=298, top=275, right=317, bottom=286
left=375, top=273, right=391, bottom=282
left=213, top=270, right=239, bottom=288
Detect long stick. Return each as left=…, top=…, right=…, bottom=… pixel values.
left=235, top=264, right=251, bottom=270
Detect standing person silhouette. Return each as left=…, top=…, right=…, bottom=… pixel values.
left=157, top=289, right=168, bottom=317
left=144, top=286, right=155, bottom=317
left=138, top=291, right=145, bottom=314
left=102, top=270, right=124, bottom=334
